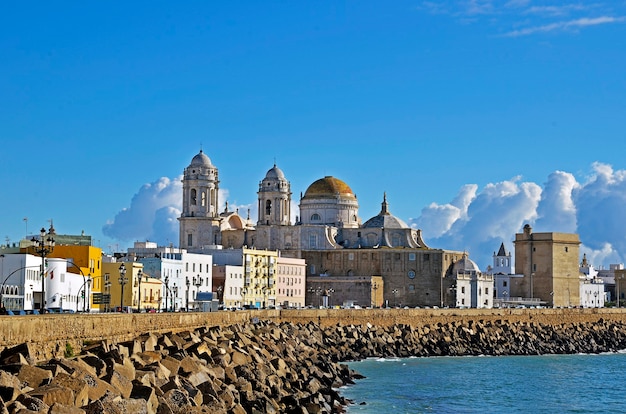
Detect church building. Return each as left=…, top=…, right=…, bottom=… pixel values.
left=178, top=150, right=470, bottom=308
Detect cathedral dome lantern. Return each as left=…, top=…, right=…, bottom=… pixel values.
left=363, top=193, right=409, bottom=229
left=258, top=163, right=292, bottom=226
left=300, top=176, right=360, bottom=228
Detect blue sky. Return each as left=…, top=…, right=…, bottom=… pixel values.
left=1, top=1, right=626, bottom=269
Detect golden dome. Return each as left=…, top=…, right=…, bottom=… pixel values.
left=303, top=176, right=356, bottom=199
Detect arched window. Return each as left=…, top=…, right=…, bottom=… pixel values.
left=311, top=213, right=321, bottom=221
left=190, top=189, right=197, bottom=205
left=266, top=200, right=272, bottom=216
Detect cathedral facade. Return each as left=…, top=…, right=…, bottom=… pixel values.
left=179, top=150, right=467, bottom=307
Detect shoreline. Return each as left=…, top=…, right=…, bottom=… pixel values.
left=1, top=317, right=626, bottom=412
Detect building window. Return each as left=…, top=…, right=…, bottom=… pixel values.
left=348, top=253, right=354, bottom=260
left=424, top=254, right=430, bottom=261
left=461, top=286, right=465, bottom=294
left=503, top=281, right=507, bottom=287
left=187, top=234, right=193, bottom=247
left=191, top=189, right=197, bottom=205
left=311, top=213, right=321, bottom=221
left=409, top=253, right=416, bottom=261
left=309, top=234, right=317, bottom=249
left=201, top=192, right=206, bottom=206
left=408, top=270, right=416, bottom=279
left=565, top=247, right=569, bottom=252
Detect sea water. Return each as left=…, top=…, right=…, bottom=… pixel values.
left=342, top=353, right=626, bottom=413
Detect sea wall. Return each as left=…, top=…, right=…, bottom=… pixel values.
left=2, top=315, right=626, bottom=413
left=1, top=308, right=626, bottom=361
left=2, top=310, right=626, bottom=413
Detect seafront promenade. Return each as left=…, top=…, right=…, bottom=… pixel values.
left=1, top=307, right=625, bottom=361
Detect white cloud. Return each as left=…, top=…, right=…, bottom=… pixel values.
left=410, top=163, right=626, bottom=270
left=102, top=176, right=182, bottom=245
left=503, top=16, right=626, bottom=36
left=524, top=4, right=590, bottom=17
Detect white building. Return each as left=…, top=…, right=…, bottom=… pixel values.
left=487, top=243, right=524, bottom=307
left=214, top=264, right=244, bottom=308
left=454, top=255, right=493, bottom=309
left=0, top=254, right=85, bottom=312
left=125, top=241, right=213, bottom=311
left=579, top=254, right=605, bottom=308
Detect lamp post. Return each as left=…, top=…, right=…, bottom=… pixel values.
left=104, top=276, right=111, bottom=312
left=241, top=287, right=247, bottom=307
left=118, top=263, right=127, bottom=312
left=391, top=288, right=399, bottom=308
left=193, top=275, right=202, bottom=311
left=217, top=285, right=223, bottom=306
left=136, top=269, right=144, bottom=313
left=372, top=282, right=378, bottom=308
left=185, top=277, right=190, bottom=311
left=172, top=283, right=178, bottom=311
left=164, top=276, right=169, bottom=312
left=615, top=274, right=624, bottom=308
left=308, top=286, right=322, bottom=308
left=31, top=227, right=55, bottom=313
left=325, top=288, right=334, bottom=308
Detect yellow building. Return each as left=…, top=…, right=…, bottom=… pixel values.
left=242, top=248, right=278, bottom=308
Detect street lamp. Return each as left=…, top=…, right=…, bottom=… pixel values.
left=31, top=227, right=55, bottom=313
left=617, top=275, right=624, bottom=308
left=241, top=287, right=247, bottom=307
left=118, top=263, right=127, bottom=312
left=172, top=283, right=178, bottom=311
left=372, top=282, right=379, bottom=308
left=217, top=285, right=223, bottom=305
left=325, top=288, right=334, bottom=308
left=185, top=277, right=190, bottom=311
left=308, top=286, right=323, bottom=308
left=164, top=276, right=169, bottom=312
left=391, top=288, right=399, bottom=307
left=104, top=275, right=111, bottom=312
left=193, top=275, right=202, bottom=311
left=136, top=269, right=145, bottom=312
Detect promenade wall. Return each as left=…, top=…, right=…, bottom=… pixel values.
left=1, top=308, right=625, bottom=361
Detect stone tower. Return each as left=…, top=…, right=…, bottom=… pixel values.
left=179, top=150, right=222, bottom=249
left=257, top=164, right=292, bottom=226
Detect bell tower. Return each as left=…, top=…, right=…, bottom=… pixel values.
left=179, top=150, right=222, bottom=248
left=257, top=163, right=291, bottom=226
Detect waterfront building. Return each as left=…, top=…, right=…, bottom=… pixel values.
left=206, top=248, right=278, bottom=308
left=513, top=224, right=581, bottom=307
left=453, top=255, right=493, bottom=309
left=213, top=264, right=243, bottom=308
left=275, top=256, right=306, bottom=308
left=125, top=241, right=213, bottom=311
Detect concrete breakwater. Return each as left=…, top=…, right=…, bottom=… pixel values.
left=2, top=317, right=626, bottom=413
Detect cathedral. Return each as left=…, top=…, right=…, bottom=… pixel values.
left=178, top=150, right=467, bottom=307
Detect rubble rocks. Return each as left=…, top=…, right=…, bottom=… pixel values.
left=1, top=318, right=626, bottom=413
